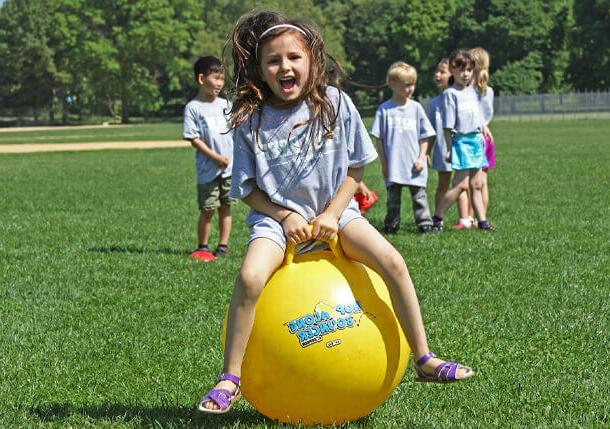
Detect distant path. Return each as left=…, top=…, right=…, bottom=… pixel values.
left=0, top=141, right=186, bottom=153
left=0, top=124, right=130, bottom=133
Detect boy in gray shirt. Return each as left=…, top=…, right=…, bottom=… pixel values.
left=183, top=56, right=235, bottom=261
left=371, top=62, right=436, bottom=234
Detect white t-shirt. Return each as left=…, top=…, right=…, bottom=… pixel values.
left=183, top=97, right=233, bottom=184
left=230, top=87, right=377, bottom=225
left=371, top=99, right=435, bottom=187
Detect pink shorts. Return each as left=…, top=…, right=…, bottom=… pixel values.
left=483, top=134, right=496, bottom=171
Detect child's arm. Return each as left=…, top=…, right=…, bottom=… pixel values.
left=242, top=186, right=312, bottom=245
left=188, top=137, right=230, bottom=169
left=413, top=138, right=430, bottom=173
left=375, top=138, right=388, bottom=178
left=444, top=129, right=453, bottom=162
left=311, top=167, right=363, bottom=240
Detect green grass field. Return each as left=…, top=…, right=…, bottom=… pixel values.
left=1, top=119, right=609, bottom=428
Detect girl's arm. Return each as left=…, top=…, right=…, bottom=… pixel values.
left=312, top=166, right=364, bottom=239
left=444, top=129, right=453, bottom=162
left=243, top=186, right=312, bottom=244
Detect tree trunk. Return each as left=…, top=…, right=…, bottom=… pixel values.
left=121, top=89, right=130, bottom=124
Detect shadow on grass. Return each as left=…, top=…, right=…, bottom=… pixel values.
left=31, top=403, right=373, bottom=428
left=87, top=245, right=186, bottom=256
left=32, top=403, right=266, bottom=427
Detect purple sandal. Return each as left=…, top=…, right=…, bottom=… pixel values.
left=415, top=352, right=474, bottom=383
left=197, top=373, right=241, bottom=414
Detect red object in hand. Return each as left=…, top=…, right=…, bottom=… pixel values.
left=354, top=190, right=379, bottom=214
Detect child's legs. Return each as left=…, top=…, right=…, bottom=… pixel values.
left=339, top=218, right=429, bottom=359
left=197, top=181, right=220, bottom=246
left=384, top=184, right=402, bottom=230
left=217, top=204, right=232, bottom=246
left=198, top=210, right=214, bottom=245
left=481, top=170, right=489, bottom=212
left=435, top=171, right=452, bottom=211
left=457, top=188, right=471, bottom=221
left=200, top=237, right=283, bottom=409
left=407, top=185, right=432, bottom=227
left=469, top=169, right=486, bottom=221
left=222, top=238, right=284, bottom=376
left=217, top=177, right=235, bottom=246
left=434, top=170, right=469, bottom=218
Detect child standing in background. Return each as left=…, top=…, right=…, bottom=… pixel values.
left=183, top=56, right=235, bottom=261
left=371, top=62, right=436, bottom=234
left=470, top=47, right=495, bottom=213
left=428, top=59, right=453, bottom=211
left=432, top=49, right=494, bottom=231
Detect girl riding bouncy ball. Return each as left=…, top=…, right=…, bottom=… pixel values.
left=197, top=11, right=475, bottom=415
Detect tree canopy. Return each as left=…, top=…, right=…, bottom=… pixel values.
left=0, top=0, right=607, bottom=123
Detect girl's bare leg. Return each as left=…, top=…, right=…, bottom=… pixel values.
left=481, top=171, right=489, bottom=212
left=469, top=169, right=487, bottom=221
left=200, top=238, right=284, bottom=410
left=435, top=171, right=452, bottom=212
left=197, top=210, right=214, bottom=246
left=339, top=219, right=473, bottom=379
left=434, top=170, right=469, bottom=218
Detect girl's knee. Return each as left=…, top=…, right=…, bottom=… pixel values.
left=237, top=266, right=267, bottom=298
left=379, top=247, right=408, bottom=278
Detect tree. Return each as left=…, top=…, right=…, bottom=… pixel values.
left=0, top=0, right=55, bottom=120
left=80, top=0, right=200, bottom=123
left=569, top=0, right=610, bottom=90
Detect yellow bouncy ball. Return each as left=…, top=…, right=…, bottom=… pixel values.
left=223, top=236, right=410, bottom=425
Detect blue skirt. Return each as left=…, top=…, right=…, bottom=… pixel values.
left=451, top=132, right=488, bottom=170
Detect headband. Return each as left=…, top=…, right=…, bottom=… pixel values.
left=255, top=24, right=307, bottom=60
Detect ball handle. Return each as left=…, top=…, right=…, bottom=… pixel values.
left=285, top=227, right=345, bottom=265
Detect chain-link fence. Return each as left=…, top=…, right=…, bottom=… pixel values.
left=419, top=89, right=610, bottom=121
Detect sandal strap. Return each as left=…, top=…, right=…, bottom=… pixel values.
left=202, top=388, right=233, bottom=410
left=435, top=362, right=457, bottom=381
left=415, top=351, right=436, bottom=367
left=217, top=372, right=241, bottom=387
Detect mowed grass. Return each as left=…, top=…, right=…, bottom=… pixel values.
left=1, top=119, right=609, bottom=428
left=0, top=123, right=183, bottom=144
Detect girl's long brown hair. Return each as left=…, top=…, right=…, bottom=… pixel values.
left=227, top=10, right=342, bottom=147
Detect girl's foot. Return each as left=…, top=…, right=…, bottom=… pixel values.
left=198, top=373, right=241, bottom=413
left=415, top=352, right=475, bottom=383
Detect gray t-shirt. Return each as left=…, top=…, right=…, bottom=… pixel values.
left=370, top=99, right=435, bottom=187
left=230, top=87, right=377, bottom=225
left=428, top=94, right=452, bottom=172
left=478, top=86, right=494, bottom=125
left=183, top=97, right=233, bottom=184
left=442, top=85, right=485, bottom=135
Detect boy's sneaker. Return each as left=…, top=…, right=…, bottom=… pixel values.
left=418, top=225, right=433, bottom=234
left=432, top=216, right=444, bottom=232
left=190, top=245, right=216, bottom=262
left=213, top=244, right=229, bottom=257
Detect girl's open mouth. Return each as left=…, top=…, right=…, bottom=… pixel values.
left=280, top=77, right=296, bottom=92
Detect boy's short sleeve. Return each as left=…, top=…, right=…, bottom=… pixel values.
left=370, top=106, right=383, bottom=139
left=229, top=126, right=257, bottom=199
left=441, top=90, right=457, bottom=130
left=183, top=104, right=200, bottom=140
left=417, top=103, right=436, bottom=140
left=341, top=92, right=378, bottom=168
